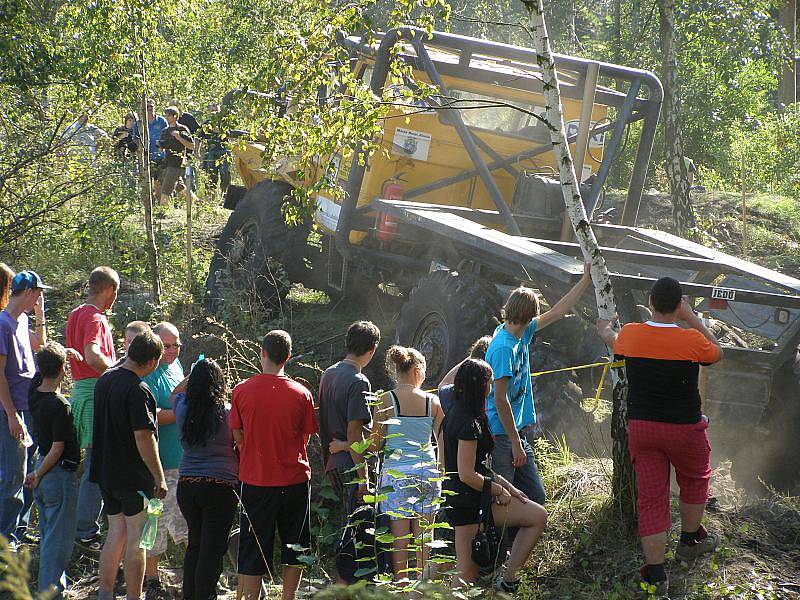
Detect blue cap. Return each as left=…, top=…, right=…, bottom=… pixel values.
left=11, top=270, right=52, bottom=292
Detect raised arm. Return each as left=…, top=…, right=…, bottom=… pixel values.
left=596, top=317, right=619, bottom=348
left=677, top=298, right=724, bottom=362
left=535, top=263, right=592, bottom=331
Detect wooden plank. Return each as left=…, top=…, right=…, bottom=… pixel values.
left=528, top=237, right=724, bottom=272
left=598, top=224, right=800, bottom=292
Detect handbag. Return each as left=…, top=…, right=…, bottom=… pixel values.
left=471, top=476, right=501, bottom=569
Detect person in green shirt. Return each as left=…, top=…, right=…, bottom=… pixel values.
left=141, top=322, right=186, bottom=599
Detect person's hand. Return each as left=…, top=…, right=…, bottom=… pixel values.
left=596, top=315, right=618, bottom=332
left=511, top=436, right=527, bottom=468
left=24, top=472, right=39, bottom=489
left=328, top=439, right=349, bottom=454
left=494, top=486, right=512, bottom=506
left=6, top=411, right=23, bottom=441
left=676, top=296, right=697, bottom=322
left=154, top=477, right=168, bottom=499
left=509, top=486, right=530, bottom=503
left=34, top=293, right=45, bottom=319
left=66, top=348, right=84, bottom=362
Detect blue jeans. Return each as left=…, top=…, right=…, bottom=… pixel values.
left=75, top=447, right=103, bottom=539
left=35, top=464, right=78, bottom=598
left=0, top=410, right=34, bottom=540
left=491, top=432, right=546, bottom=505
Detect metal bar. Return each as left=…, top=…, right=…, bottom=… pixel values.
left=411, top=33, right=521, bottom=235
left=622, top=101, right=661, bottom=225
left=573, top=62, right=601, bottom=184
left=373, top=29, right=664, bottom=100
left=335, top=29, right=401, bottom=256
left=471, top=134, right=519, bottom=178
left=430, top=60, right=638, bottom=109
left=560, top=61, right=600, bottom=241
left=585, top=79, right=641, bottom=217
left=404, top=116, right=632, bottom=200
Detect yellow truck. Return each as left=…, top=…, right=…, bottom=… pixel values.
left=208, top=28, right=800, bottom=493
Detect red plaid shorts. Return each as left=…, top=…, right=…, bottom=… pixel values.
left=628, top=418, right=711, bottom=537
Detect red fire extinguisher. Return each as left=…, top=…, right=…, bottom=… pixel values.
left=376, top=177, right=404, bottom=242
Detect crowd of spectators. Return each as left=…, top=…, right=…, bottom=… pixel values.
left=0, top=260, right=723, bottom=598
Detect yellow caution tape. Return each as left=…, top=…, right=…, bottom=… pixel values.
left=426, top=359, right=625, bottom=394
left=530, top=359, right=625, bottom=378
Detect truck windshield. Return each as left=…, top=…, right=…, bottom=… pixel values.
left=444, top=88, right=545, bottom=140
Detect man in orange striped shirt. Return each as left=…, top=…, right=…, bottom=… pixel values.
left=597, top=277, right=724, bottom=595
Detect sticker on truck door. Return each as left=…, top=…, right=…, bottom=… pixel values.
left=565, top=120, right=606, bottom=148
left=391, top=128, right=432, bottom=161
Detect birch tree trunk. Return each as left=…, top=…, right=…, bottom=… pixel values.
left=522, top=0, right=636, bottom=524
left=137, top=47, right=163, bottom=307
left=658, top=0, right=697, bottom=239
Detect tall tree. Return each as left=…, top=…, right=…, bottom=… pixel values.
left=658, top=0, right=697, bottom=239
left=521, top=0, right=635, bottom=524
left=779, top=0, right=797, bottom=106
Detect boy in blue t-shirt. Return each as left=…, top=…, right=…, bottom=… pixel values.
left=486, top=264, right=591, bottom=504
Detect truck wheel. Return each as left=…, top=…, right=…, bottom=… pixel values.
left=397, top=270, right=502, bottom=387
left=205, top=180, right=310, bottom=312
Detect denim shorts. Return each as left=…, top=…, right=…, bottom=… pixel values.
left=491, top=432, right=546, bottom=505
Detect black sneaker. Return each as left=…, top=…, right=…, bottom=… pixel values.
left=75, top=534, right=103, bottom=554
left=639, top=565, right=668, bottom=597
left=494, top=573, right=521, bottom=595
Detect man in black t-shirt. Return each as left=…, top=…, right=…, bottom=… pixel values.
left=25, top=342, right=80, bottom=597
left=90, top=331, right=167, bottom=600
left=156, top=105, right=194, bottom=206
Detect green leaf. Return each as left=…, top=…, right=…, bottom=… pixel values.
left=350, top=439, right=371, bottom=454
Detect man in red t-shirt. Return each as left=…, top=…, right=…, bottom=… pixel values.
left=231, top=330, right=318, bottom=600
left=597, top=277, right=723, bottom=595
left=65, top=266, right=119, bottom=550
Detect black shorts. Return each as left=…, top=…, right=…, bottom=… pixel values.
left=446, top=503, right=481, bottom=527
left=433, top=507, right=456, bottom=558
left=101, top=486, right=148, bottom=517
left=238, top=482, right=311, bottom=576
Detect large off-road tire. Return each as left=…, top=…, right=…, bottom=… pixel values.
left=527, top=315, right=610, bottom=452
left=396, top=270, right=502, bottom=387
left=205, top=180, right=311, bottom=313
